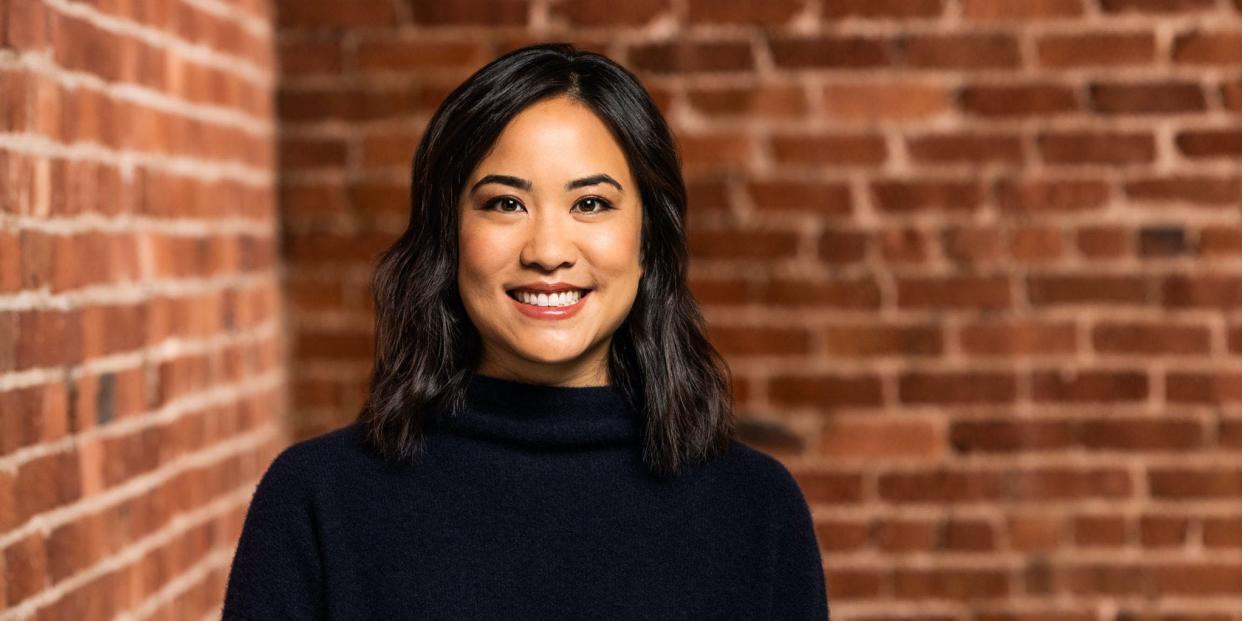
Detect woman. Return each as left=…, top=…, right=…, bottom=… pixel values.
left=223, top=42, right=829, bottom=620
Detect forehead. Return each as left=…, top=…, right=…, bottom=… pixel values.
left=474, top=97, right=632, bottom=183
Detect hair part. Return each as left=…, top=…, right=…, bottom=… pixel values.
left=356, top=42, right=735, bottom=479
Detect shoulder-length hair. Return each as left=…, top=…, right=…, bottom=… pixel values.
left=356, top=42, right=735, bottom=479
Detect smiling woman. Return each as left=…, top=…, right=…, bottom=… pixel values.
left=222, top=43, right=830, bottom=620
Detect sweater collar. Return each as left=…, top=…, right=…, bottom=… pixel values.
left=428, top=372, right=640, bottom=449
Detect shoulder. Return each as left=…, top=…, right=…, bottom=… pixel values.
left=708, top=439, right=812, bottom=510
left=253, top=421, right=368, bottom=497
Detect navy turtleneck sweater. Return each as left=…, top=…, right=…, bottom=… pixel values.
left=222, top=373, right=830, bottom=620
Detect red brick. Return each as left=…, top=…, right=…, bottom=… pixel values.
left=907, top=133, right=1024, bottom=164
left=277, top=0, right=397, bottom=27
left=405, top=0, right=528, bottom=25
left=895, top=566, right=1010, bottom=599
left=1008, top=515, right=1064, bottom=551
left=1030, top=369, right=1148, bottom=402
left=1011, top=226, right=1065, bottom=262
left=1038, top=131, right=1156, bottom=165
left=942, top=226, right=1004, bottom=264
left=1078, top=418, right=1204, bottom=450
left=1222, top=79, right=1242, bottom=111
left=1037, top=32, right=1157, bottom=67
left=959, top=321, right=1077, bottom=356
left=821, top=0, right=944, bottom=19
left=951, top=419, right=1077, bottom=453
left=1124, top=175, right=1241, bottom=205
left=815, top=519, right=868, bottom=551
left=5, top=0, right=49, bottom=51
left=707, top=325, right=813, bottom=356
left=795, top=471, right=865, bottom=503
left=1173, top=31, right=1242, bottom=65
left=1092, top=321, right=1211, bottom=355
left=1102, top=0, right=1215, bottom=11
left=1141, top=515, right=1190, bottom=547
left=1148, top=467, right=1242, bottom=498
left=1090, top=81, right=1207, bottom=114
left=769, top=373, right=884, bottom=408
left=627, top=40, right=755, bottom=74
left=996, top=178, right=1110, bottom=213
left=686, top=0, right=802, bottom=24
left=1076, top=227, right=1131, bottom=259
left=823, top=81, right=951, bottom=121
left=686, top=229, right=800, bottom=260
left=878, top=468, right=1007, bottom=502
left=898, top=371, right=1018, bottom=404
left=879, top=227, right=932, bottom=263
left=746, top=180, right=853, bottom=216
left=871, top=179, right=982, bottom=213
left=1010, top=467, right=1133, bottom=500
left=900, top=33, right=1021, bottom=68
left=758, top=277, right=882, bottom=309
left=1138, top=226, right=1194, bottom=257
left=962, top=0, right=1084, bottom=19
left=767, top=35, right=892, bottom=69
left=355, top=39, right=491, bottom=72
left=1176, top=129, right=1242, bottom=158
left=687, top=85, right=808, bottom=119
left=897, top=274, right=1011, bottom=309
left=1150, top=562, right=1242, bottom=594
left=1203, top=517, right=1242, bottom=547
left=4, top=533, right=49, bottom=603
left=279, top=137, right=347, bottom=170
left=821, top=323, right=943, bottom=357
left=681, top=134, right=755, bottom=171
left=769, top=133, right=887, bottom=166
left=1162, top=274, right=1242, bottom=307
left=823, top=568, right=884, bottom=597
left=817, top=227, right=868, bottom=264
left=552, top=0, right=667, bottom=26
left=1073, top=514, right=1128, bottom=547
left=874, top=518, right=937, bottom=550
left=959, top=83, right=1079, bottom=117
left=820, top=419, right=945, bottom=458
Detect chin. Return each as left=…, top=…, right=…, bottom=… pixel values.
left=515, top=345, right=588, bottom=365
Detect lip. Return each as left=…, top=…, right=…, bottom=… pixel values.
left=508, top=289, right=591, bottom=320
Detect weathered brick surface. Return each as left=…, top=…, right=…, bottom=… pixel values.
left=1, top=0, right=282, bottom=618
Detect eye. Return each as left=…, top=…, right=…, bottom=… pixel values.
left=574, top=197, right=615, bottom=214
left=483, top=197, right=525, bottom=213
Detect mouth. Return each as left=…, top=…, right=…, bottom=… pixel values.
left=506, top=288, right=593, bottom=308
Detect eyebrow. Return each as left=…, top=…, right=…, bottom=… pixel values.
left=469, top=173, right=623, bottom=195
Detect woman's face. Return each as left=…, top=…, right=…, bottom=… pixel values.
left=457, top=96, right=643, bottom=387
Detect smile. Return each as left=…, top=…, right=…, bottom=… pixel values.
left=506, top=288, right=591, bottom=320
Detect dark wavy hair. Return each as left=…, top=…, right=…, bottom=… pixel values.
left=356, top=42, right=735, bottom=479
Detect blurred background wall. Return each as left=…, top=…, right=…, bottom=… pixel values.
left=4, top=0, right=1242, bottom=618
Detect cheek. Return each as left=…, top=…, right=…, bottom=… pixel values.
left=588, top=224, right=642, bottom=281
left=457, top=223, right=508, bottom=296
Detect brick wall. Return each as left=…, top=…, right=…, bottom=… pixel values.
left=6, top=0, right=1241, bottom=618
left=277, top=0, right=1242, bottom=617
left=1, top=0, right=284, bottom=618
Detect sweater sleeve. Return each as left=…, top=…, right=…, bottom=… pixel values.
left=222, top=445, right=326, bottom=620
left=768, top=469, right=830, bottom=621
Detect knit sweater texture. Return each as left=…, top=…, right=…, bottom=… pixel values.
left=222, top=373, right=830, bottom=620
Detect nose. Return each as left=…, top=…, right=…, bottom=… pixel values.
left=519, top=205, right=576, bottom=272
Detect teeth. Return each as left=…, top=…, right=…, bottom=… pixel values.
left=515, top=289, right=583, bottom=307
